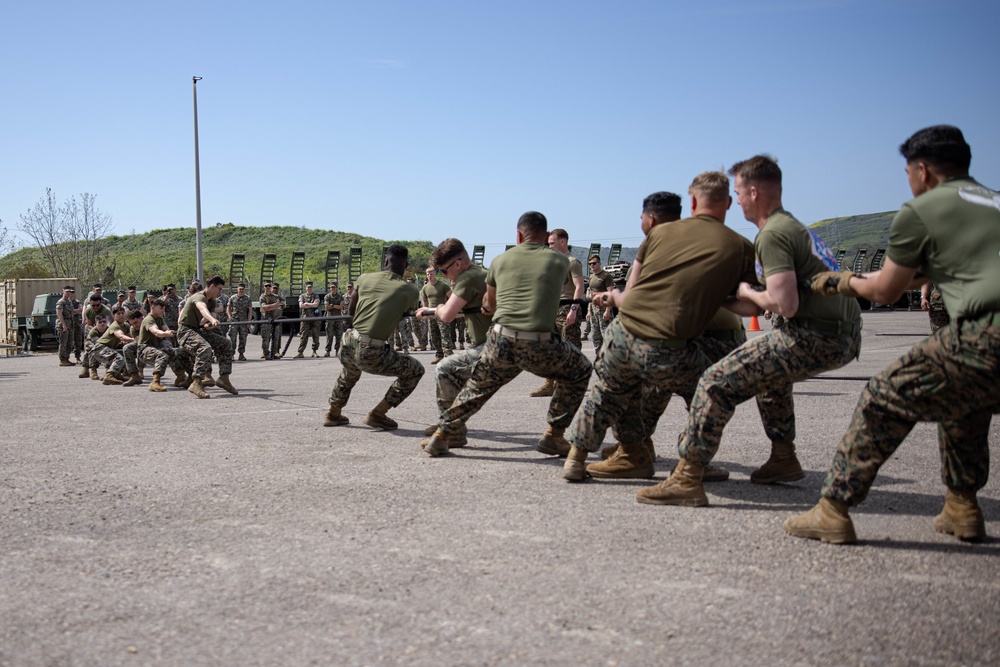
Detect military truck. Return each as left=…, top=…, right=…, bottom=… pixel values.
left=1, top=278, right=82, bottom=351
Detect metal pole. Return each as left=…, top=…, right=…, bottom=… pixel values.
left=192, top=76, right=204, bottom=283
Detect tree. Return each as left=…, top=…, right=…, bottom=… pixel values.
left=0, top=217, right=14, bottom=258
left=17, top=188, right=114, bottom=281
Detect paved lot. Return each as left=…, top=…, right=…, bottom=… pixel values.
left=1, top=311, right=997, bottom=666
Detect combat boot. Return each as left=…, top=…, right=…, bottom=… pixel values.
left=173, top=370, right=188, bottom=387
left=202, top=373, right=216, bottom=387
left=188, top=376, right=210, bottom=399
left=294, top=352, right=305, bottom=358
left=750, top=440, right=804, bottom=484
left=59, top=359, right=75, bottom=367
left=323, top=405, right=349, bottom=427
left=324, top=351, right=331, bottom=357
left=422, top=429, right=468, bottom=457
left=536, top=425, right=572, bottom=457
left=238, top=353, right=247, bottom=361
left=563, top=446, right=590, bottom=482
left=102, top=372, right=124, bottom=386
left=530, top=379, right=555, bottom=397
left=423, top=423, right=467, bottom=442
left=635, top=459, right=708, bottom=507
left=600, top=443, right=620, bottom=460
left=78, top=365, right=90, bottom=379
left=122, top=372, right=143, bottom=387
left=312, top=351, right=319, bottom=357
left=90, top=367, right=100, bottom=381
left=587, top=440, right=655, bottom=479
left=431, top=356, right=443, bottom=365
left=215, top=374, right=239, bottom=395
left=148, top=373, right=167, bottom=392
left=416, top=345, right=426, bottom=352
left=670, top=458, right=730, bottom=483
left=364, top=400, right=398, bottom=430
left=934, top=489, right=986, bottom=541
left=783, top=497, right=856, bottom=544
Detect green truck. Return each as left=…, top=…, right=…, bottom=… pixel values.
left=1, top=278, right=82, bottom=352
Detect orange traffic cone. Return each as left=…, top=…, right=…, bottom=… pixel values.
left=748, top=316, right=761, bottom=332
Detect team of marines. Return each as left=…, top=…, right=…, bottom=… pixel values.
left=51, top=125, right=999, bottom=545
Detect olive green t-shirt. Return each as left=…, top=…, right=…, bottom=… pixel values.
left=352, top=271, right=420, bottom=340
left=589, top=269, right=615, bottom=294
left=487, top=243, right=569, bottom=332
left=755, top=209, right=861, bottom=325
left=97, top=321, right=127, bottom=349
left=450, top=264, right=492, bottom=345
left=84, top=304, right=112, bottom=326
left=179, top=293, right=215, bottom=329
left=703, top=308, right=744, bottom=332
left=619, top=215, right=757, bottom=340
left=138, top=314, right=166, bottom=346
left=421, top=280, right=450, bottom=307
left=887, top=177, right=1000, bottom=318
left=561, top=255, right=584, bottom=299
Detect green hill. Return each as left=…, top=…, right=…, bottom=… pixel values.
left=0, top=224, right=436, bottom=291
left=809, top=211, right=896, bottom=255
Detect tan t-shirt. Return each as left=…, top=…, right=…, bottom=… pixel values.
left=619, top=214, right=757, bottom=340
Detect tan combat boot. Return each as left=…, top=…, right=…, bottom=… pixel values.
left=750, top=440, right=804, bottom=484
left=530, top=379, right=556, bottom=397
left=563, top=446, right=590, bottom=482
left=536, top=426, right=571, bottom=457
left=78, top=365, right=90, bottom=379
left=59, top=359, right=75, bottom=367
left=423, top=423, right=467, bottom=442
left=148, top=373, right=167, bottom=392
left=238, top=353, right=247, bottom=361
left=635, top=459, right=708, bottom=507
left=173, top=370, right=188, bottom=388
left=934, top=489, right=986, bottom=541
left=122, top=372, right=143, bottom=387
left=90, top=367, right=101, bottom=381
left=215, top=374, right=238, bottom=395
left=188, top=376, right=210, bottom=399
left=293, top=352, right=305, bottom=359
left=422, top=429, right=468, bottom=457
left=599, top=443, right=620, bottom=460
left=202, top=373, right=216, bottom=387
left=323, top=405, right=350, bottom=427
left=783, top=497, right=856, bottom=544
left=587, top=440, right=655, bottom=479
left=670, top=458, right=730, bottom=483
left=102, top=372, right=124, bottom=386
left=364, top=400, right=398, bottom=430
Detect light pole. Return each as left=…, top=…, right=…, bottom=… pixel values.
left=192, top=75, right=204, bottom=283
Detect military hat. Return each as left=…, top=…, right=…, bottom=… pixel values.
left=305, top=281, right=313, bottom=287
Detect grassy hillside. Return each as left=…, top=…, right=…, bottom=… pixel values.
left=809, top=211, right=896, bottom=254
left=0, top=223, right=436, bottom=292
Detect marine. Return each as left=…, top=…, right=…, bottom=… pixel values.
left=176, top=275, right=238, bottom=398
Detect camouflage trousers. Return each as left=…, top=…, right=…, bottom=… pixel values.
left=928, top=288, right=950, bottom=333
left=440, top=327, right=593, bottom=435
left=229, top=324, right=249, bottom=354
left=298, top=319, right=321, bottom=354
left=611, top=329, right=791, bottom=445
left=822, top=318, right=1000, bottom=507
left=325, top=319, right=345, bottom=353
left=137, top=342, right=191, bottom=377
left=455, top=318, right=467, bottom=345
left=412, top=317, right=428, bottom=347
left=177, top=327, right=233, bottom=378
left=122, top=341, right=141, bottom=374
left=434, top=344, right=484, bottom=417
left=72, top=325, right=83, bottom=358
left=590, top=311, right=610, bottom=354
left=329, top=329, right=425, bottom=409
left=260, top=320, right=283, bottom=357
left=82, top=337, right=96, bottom=368
left=57, top=325, right=73, bottom=362
left=569, top=318, right=710, bottom=452
left=428, top=319, right=454, bottom=357
left=392, top=317, right=414, bottom=351
left=91, top=344, right=129, bottom=377
left=678, top=320, right=861, bottom=465
left=555, top=304, right=582, bottom=350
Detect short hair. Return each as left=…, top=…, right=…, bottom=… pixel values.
left=385, top=244, right=409, bottom=262
left=206, top=275, right=225, bottom=287
left=90, top=294, right=103, bottom=302
left=431, top=238, right=467, bottom=269
left=127, top=286, right=136, bottom=291
left=166, top=283, right=176, bottom=290
left=93, top=283, right=102, bottom=289
left=238, top=283, right=246, bottom=288
left=95, top=316, right=108, bottom=324
left=128, top=310, right=143, bottom=321
left=63, top=285, right=74, bottom=291
left=189, top=281, right=203, bottom=293
left=899, top=125, right=971, bottom=175
left=549, top=228, right=569, bottom=241
left=150, top=297, right=166, bottom=309
left=728, top=155, right=782, bottom=186
left=642, top=192, right=682, bottom=220
left=111, top=304, right=125, bottom=314
left=589, top=255, right=601, bottom=263
left=689, top=171, right=730, bottom=204
left=517, top=211, right=548, bottom=237
left=118, top=291, right=126, bottom=297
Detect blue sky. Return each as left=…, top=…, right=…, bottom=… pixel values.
left=2, top=0, right=998, bottom=264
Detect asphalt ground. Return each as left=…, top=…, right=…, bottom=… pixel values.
left=1, top=311, right=997, bottom=667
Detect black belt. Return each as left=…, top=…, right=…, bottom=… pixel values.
left=792, top=318, right=858, bottom=335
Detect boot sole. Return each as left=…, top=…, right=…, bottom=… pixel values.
left=934, top=517, right=986, bottom=541
left=783, top=524, right=857, bottom=544
left=323, top=419, right=350, bottom=427
left=750, top=470, right=805, bottom=485
left=363, top=417, right=398, bottom=430
left=636, top=494, right=709, bottom=507
left=535, top=444, right=569, bottom=457
left=587, top=466, right=655, bottom=479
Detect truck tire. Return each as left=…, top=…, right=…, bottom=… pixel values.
left=26, top=329, right=39, bottom=351
left=17, top=329, right=28, bottom=353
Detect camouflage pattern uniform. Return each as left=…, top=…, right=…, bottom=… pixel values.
left=55, top=296, right=75, bottom=363
left=928, top=284, right=950, bottom=332
left=122, top=298, right=142, bottom=315
left=92, top=322, right=136, bottom=377
left=164, top=295, right=181, bottom=330
left=329, top=329, right=425, bottom=409
left=71, top=298, right=84, bottom=361
left=588, top=268, right=616, bottom=353
left=227, top=293, right=252, bottom=355
left=323, top=291, right=346, bottom=354
left=214, top=293, right=230, bottom=338
left=297, top=290, right=322, bottom=354
left=177, top=294, right=234, bottom=379
left=259, top=292, right=282, bottom=358
left=392, top=316, right=414, bottom=352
